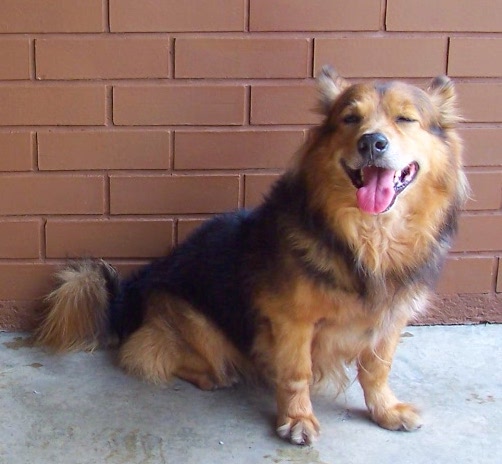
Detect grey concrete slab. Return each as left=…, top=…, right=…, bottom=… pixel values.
left=0, top=325, right=500, bottom=464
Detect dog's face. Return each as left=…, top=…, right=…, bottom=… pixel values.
left=315, top=68, right=465, bottom=216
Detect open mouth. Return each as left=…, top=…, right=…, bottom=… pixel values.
left=342, top=160, right=419, bottom=214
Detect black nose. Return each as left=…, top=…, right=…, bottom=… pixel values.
left=357, top=133, right=389, bottom=159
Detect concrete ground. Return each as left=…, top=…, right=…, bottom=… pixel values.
left=0, top=325, right=500, bottom=464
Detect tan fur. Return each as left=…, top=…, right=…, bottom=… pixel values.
left=36, top=260, right=116, bottom=352
left=251, top=269, right=428, bottom=443
left=119, top=295, right=247, bottom=390
left=304, top=79, right=467, bottom=276
left=316, top=66, right=350, bottom=113
left=249, top=73, right=466, bottom=443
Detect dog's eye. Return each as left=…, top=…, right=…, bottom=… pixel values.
left=343, top=114, right=361, bottom=124
left=396, top=116, right=417, bottom=123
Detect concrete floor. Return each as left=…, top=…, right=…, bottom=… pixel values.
left=0, top=325, right=500, bottom=464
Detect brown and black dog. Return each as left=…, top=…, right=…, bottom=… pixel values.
left=36, top=68, right=468, bottom=445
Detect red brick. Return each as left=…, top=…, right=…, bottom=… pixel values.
left=465, top=172, right=501, bottom=211
left=110, top=175, right=239, bottom=214
left=38, top=131, right=170, bottom=170
left=0, top=300, right=40, bottom=331
left=0, top=264, right=57, bottom=300
left=174, top=130, right=302, bottom=170
left=387, top=0, right=502, bottom=32
left=0, top=86, right=106, bottom=126
left=437, top=257, right=495, bottom=294
left=46, top=219, right=173, bottom=258
left=0, top=39, right=31, bottom=80
left=453, top=215, right=502, bottom=252
left=251, top=85, right=320, bottom=125
left=461, top=128, right=502, bottom=167
left=0, top=174, right=104, bottom=215
left=315, top=38, right=447, bottom=78
left=113, top=86, right=246, bottom=126
left=250, top=0, right=381, bottom=31
left=110, top=0, right=245, bottom=32
left=423, top=294, right=502, bottom=324
left=244, top=174, right=280, bottom=208
left=0, top=132, right=33, bottom=171
left=0, top=0, right=103, bottom=33
left=36, top=38, right=170, bottom=80
left=177, top=219, right=206, bottom=244
left=456, top=83, right=502, bottom=123
left=449, top=38, right=502, bottom=78
left=0, top=220, right=41, bottom=258
left=175, top=38, right=310, bottom=79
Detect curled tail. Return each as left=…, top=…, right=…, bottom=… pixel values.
left=36, top=259, right=119, bottom=352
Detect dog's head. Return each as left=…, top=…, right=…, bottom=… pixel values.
left=314, top=67, right=467, bottom=216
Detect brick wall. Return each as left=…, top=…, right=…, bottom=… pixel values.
left=0, top=0, right=500, bottom=329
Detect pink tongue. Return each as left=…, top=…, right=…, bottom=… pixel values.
left=356, top=166, right=396, bottom=214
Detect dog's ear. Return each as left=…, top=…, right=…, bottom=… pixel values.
left=427, top=75, right=461, bottom=128
left=317, top=66, right=350, bottom=114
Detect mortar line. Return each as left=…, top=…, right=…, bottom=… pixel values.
left=104, top=0, right=111, bottom=33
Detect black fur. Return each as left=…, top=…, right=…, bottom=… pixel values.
left=108, top=171, right=363, bottom=353
left=110, top=210, right=259, bottom=352
left=108, top=165, right=451, bottom=353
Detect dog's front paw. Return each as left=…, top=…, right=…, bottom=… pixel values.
left=276, top=414, right=320, bottom=445
left=372, top=402, right=423, bottom=431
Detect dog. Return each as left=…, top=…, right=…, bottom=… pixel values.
left=36, top=67, right=468, bottom=445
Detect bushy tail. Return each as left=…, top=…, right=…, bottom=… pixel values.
left=36, top=259, right=119, bottom=352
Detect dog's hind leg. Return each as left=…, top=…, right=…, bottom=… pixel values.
left=118, top=295, right=244, bottom=391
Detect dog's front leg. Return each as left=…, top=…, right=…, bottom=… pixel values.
left=357, top=327, right=422, bottom=431
left=273, top=320, right=320, bottom=445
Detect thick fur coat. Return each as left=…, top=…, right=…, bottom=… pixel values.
left=36, top=68, right=468, bottom=445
